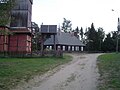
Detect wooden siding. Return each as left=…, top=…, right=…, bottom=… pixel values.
left=10, top=0, right=32, bottom=27
left=9, top=34, right=31, bottom=53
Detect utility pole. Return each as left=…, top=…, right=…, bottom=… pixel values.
left=116, top=18, right=120, bottom=53
left=112, top=10, right=120, bottom=53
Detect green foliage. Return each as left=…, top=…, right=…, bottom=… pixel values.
left=75, top=26, right=79, bottom=33
left=98, top=53, right=120, bottom=90
left=72, top=26, right=79, bottom=39
left=85, top=23, right=105, bottom=51
left=0, top=0, right=15, bottom=26
left=102, top=31, right=120, bottom=52
left=0, top=55, right=72, bottom=90
left=0, top=29, right=12, bottom=35
left=97, top=27, right=105, bottom=51
left=102, top=33, right=114, bottom=52
left=80, top=27, right=84, bottom=40
left=31, top=22, right=40, bottom=50
left=85, top=23, right=96, bottom=51
left=61, top=18, right=72, bottom=33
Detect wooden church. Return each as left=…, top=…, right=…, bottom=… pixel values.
left=0, top=0, right=33, bottom=55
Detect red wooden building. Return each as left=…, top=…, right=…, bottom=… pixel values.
left=0, top=0, right=33, bottom=54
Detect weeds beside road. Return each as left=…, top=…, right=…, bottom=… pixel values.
left=0, top=55, right=72, bottom=90
left=97, top=53, right=120, bottom=90
left=2, top=53, right=119, bottom=90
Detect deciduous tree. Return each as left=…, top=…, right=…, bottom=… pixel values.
left=61, top=18, right=72, bottom=33
left=0, top=0, right=15, bottom=26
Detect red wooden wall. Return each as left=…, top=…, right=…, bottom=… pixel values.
left=9, top=34, right=31, bottom=53
left=0, top=27, right=32, bottom=54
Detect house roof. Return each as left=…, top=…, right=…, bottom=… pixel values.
left=44, top=32, right=85, bottom=46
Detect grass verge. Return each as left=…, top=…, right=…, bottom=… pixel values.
left=0, top=55, right=72, bottom=90
left=97, top=53, right=120, bottom=90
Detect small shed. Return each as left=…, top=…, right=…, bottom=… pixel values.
left=40, top=25, right=57, bottom=55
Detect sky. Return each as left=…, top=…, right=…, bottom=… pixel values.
left=32, top=0, right=120, bottom=33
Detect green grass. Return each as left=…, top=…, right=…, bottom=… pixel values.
left=0, top=55, right=72, bottom=90
left=97, top=53, right=120, bottom=90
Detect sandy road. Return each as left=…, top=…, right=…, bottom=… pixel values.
left=15, top=53, right=101, bottom=90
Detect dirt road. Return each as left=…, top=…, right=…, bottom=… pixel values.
left=15, top=53, right=101, bottom=90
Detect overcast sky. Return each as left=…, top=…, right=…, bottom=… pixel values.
left=32, top=0, right=120, bottom=33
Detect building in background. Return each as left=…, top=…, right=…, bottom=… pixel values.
left=44, top=32, right=85, bottom=52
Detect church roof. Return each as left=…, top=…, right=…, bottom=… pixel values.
left=44, top=32, right=85, bottom=46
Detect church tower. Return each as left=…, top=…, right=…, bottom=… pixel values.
left=9, top=0, right=33, bottom=55
left=0, top=0, right=33, bottom=56
left=10, top=0, right=33, bottom=28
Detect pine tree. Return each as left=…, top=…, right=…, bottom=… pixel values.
left=74, top=26, right=79, bottom=39
left=85, top=23, right=97, bottom=51
left=102, top=33, right=115, bottom=52
left=97, top=27, right=105, bottom=51
left=84, top=23, right=106, bottom=52
left=80, top=27, right=84, bottom=41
